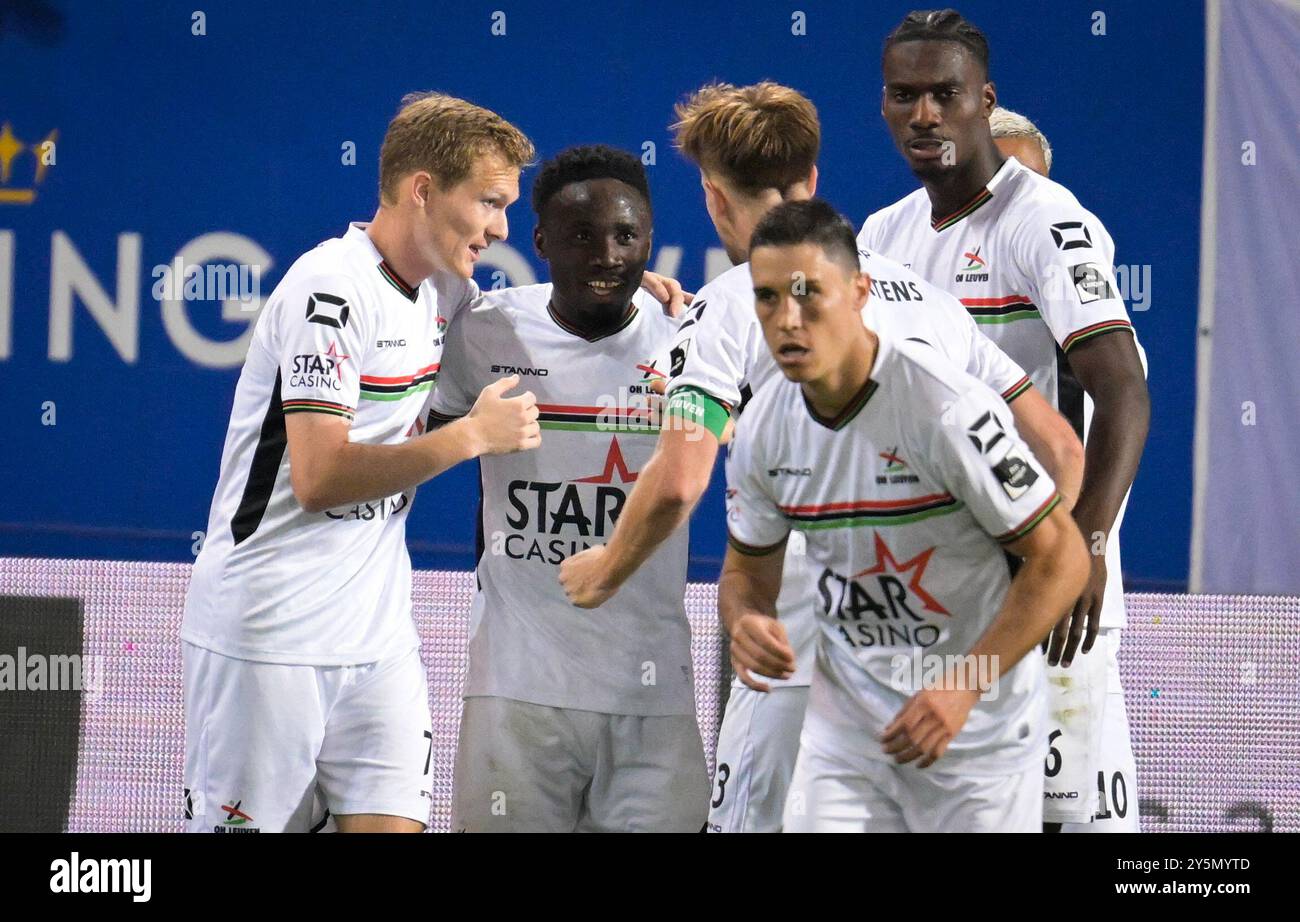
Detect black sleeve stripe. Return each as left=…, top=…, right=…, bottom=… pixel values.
left=427, top=409, right=463, bottom=429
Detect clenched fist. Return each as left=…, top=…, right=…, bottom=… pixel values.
left=730, top=613, right=796, bottom=693
left=466, top=375, right=541, bottom=456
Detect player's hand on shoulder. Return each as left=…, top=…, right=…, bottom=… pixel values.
left=639, top=270, right=694, bottom=318
left=466, top=374, right=541, bottom=455
left=730, top=614, right=795, bottom=693
left=881, top=685, right=981, bottom=769
left=559, top=545, right=615, bottom=609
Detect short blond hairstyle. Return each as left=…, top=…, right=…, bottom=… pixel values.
left=671, top=81, right=820, bottom=195
left=379, top=92, right=535, bottom=205
left=989, top=106, right=1053, bottom=172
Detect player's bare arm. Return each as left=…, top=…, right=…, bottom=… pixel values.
left=559, top=420, right=719, bottom=608
left=717, top=539, right=796, bottom=693
left=1008, top=387, right=1084, bottom=508
left=1048, top=331, right=1149, bottom=666
left=286, top=374, right=540, bottom=513
left=883, top=502, right=1088, bottom=768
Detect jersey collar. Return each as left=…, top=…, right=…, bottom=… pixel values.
left=801, top=331, right=889, bottom=431
left=377, top=260, right=419, bottom=302
left=546, top=298, right=639, bottom=342
left=928, top=157, right=1016, bottom=232
left=346, top=222, right=420, bottom=302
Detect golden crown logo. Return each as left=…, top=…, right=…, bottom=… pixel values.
left=0, top=122, right=58, bottom=205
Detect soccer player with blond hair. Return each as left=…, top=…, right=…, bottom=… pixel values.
left=181, top=92, right=540, bottom=833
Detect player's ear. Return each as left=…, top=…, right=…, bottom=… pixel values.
left=702, top=176, right=727, bottom=220
left=807, top=164, right=819, bottom=197
left=410, top=171, right=432, bottom=209
left=984, top=80, right=997, bottom=118
left=855, top=271, right=872, bottom=308
left=533, top=223, right=546, bottom=258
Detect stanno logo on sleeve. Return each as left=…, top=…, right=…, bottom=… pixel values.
left=676, top=299, right=708, bottom=331
left=1049, top=221, right=1093, bottom=251
left=966, top=411, right=1007, bottom=455
left=306, top=292, right=351, bottom=328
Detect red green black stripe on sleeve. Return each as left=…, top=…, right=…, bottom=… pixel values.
left=1001, top=376, right=1033, bottom=402
left=1061, top=319, right=1133, bottom=353
left=282, top=399, right=355, bottom=420
left=996, top=492, right=1061, bottom=544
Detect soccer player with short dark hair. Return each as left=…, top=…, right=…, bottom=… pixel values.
left=431, top=145, right=709, bottom=832
left=861, top=9, right=1150, bottom=831
left=726, top=198, right=1088, bottom=831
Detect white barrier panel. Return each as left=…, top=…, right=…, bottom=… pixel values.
left=0, top=559, right=1295, bottom=832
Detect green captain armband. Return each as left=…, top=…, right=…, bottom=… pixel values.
left=664, top=386, right=732, bottom=441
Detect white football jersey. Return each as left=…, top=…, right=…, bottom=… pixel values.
left=859, top=156, right=1145, bottom=627
left=727, top=332, right=1058, bottom=772
left=428, top=284, right=695, bottom=716
left=182, top=223, right=477, bottom=665
left=664, top=251, right=1031, bottom=686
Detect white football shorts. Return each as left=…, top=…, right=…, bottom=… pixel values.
left=783, top=728, right=1042, bottom=833
left=182, top=641, right=433, bottom=833
left=707, top=684, right=808, bottom=833
left=1060, top=629, right=1140, bottom=832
